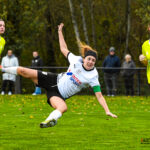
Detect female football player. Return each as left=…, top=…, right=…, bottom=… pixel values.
left=1, top=23, right=117, bottom=128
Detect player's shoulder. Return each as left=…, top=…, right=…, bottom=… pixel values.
left=75, top=55, right=82, bottom=62
left=87, top=67, right=99, bottom=79
left=142, top=40, right=149, bottom=47
left=93, top=68, right=99, bottom=76
left=68, top=52, right=82, bottom=64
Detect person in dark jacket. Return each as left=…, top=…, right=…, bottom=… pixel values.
left=102, top=47, right=121, bottom=96
left=121, top=54, right=136, bottom=96
left=31, top=51, right=43, bottom=95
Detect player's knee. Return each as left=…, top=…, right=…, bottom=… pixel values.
left=18, top=67, right=29, bottom=78
left=63, top=105, right=68, bottom=112
left=58, top=104, right=67, bottom=113
left=18, top=67, right=24, bottom=74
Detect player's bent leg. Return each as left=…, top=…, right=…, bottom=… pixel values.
left=40, top=96, right=67, bottom=128
left=50, top=96, right=68, bottom=113
left=17, top=67, right=38, bottom=84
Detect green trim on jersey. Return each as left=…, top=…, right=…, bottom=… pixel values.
left=0, top=36, right=6, bottom=55
left=92, top=85, right=101, bottom=93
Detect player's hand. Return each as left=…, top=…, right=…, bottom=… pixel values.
left=106, top=112, right=117, bottom=118
left=139, top=54, right=146, bottom=61
left=58, top=23, right=64, bottom=32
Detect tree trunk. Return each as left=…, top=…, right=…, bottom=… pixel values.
left=88, top=0, right=96, bottom=49
left=80, top=1, right=89, bottom=45
left=44, top=3, right=55, bottom=66
left=125, top=0, right=131, bottom=55
left=68, top=0, right=80, bottom=50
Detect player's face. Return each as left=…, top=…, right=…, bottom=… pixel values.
left=83, top=56, right=96, bottom=70
left=0, top=21, right=5, bottom=34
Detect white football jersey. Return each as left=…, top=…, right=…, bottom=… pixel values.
left=57, top=53, right=100, bottom=99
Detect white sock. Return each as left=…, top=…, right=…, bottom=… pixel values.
left=45, top=109, right=62, bottom=121
left=2, top=67, right=18, bottom=75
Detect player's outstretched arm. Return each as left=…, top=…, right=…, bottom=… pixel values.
left=58, top=23, right=70, bottom=58
left=95, top=92, right=117, bottom=118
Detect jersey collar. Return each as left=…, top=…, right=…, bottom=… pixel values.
left=82, top=64, right=95, bottom=71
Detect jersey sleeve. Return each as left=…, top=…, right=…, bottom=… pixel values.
left=92, top=85, right=101, bottom=93
left=67, top=52, right=82, bottom=64
left=89, top=74, right=101, bottom=93
left=89, top=74, right=100, bottom=87
left=90, top=75, right=101, bottom=93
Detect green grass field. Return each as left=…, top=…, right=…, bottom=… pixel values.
left=0, top=95, right=150, bottom=150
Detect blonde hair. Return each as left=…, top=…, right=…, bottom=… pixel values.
left=125, top=54, right=131, bottom=61
left=78, top=41, right=97, bottom=58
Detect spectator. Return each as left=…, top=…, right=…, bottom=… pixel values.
left=121, top=54, right=136, bottom=96
left=1, top=50, right=19, bottom=95
left=31, top=51, right=43, bottom=95
left=102, top=47, right=121, bottom=96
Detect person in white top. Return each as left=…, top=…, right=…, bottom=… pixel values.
left=1, top=50, right=19, bottom=95
left=0, top=23, right=117, bottom=128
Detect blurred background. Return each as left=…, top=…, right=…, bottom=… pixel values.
left=0, top=0, right=150, bottom=95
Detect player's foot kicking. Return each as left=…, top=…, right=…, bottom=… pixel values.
left=40, top=119, right=57, bottom=128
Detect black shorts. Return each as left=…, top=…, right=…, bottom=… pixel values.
left=37, top=71, right=65, bottom=105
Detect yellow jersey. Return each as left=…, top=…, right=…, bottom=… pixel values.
left=142, top=40, right=150, bottom=83
left=0, top=36, right=5, bottom=55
